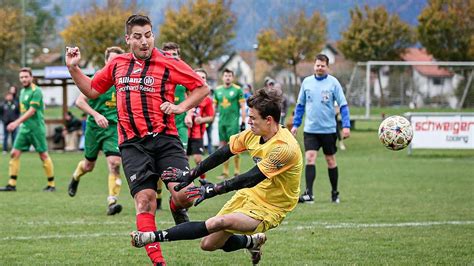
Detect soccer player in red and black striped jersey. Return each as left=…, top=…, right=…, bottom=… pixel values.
left=187, top=69, right=214, bottom=179
left=65, top=14, right=209, bottom=266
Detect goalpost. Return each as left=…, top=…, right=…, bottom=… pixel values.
left=345, top=61, right=474, bottom=119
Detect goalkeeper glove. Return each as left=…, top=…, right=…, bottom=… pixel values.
left=185, top=179, right=225, bottom=206
left=161, top=167, right=198, bottom=192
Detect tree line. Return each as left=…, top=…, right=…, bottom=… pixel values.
left=1, top=0, right=472, bottom=102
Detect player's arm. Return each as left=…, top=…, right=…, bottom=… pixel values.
left=65, top=47, right=101, bottom=99
left=6, top=107, right=36, bottom=132
left=161, top=85, right=209, bottom=115
left=161, top=144, right=235, bottom=191
left=186, top=166, right=266, bottom=206
left=291, top=85, right=306, bottom=135
left=75, top=93, right=109, bottom=128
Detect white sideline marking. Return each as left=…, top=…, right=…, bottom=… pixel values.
left=11, top=220, right=176, bottom=226
left=277, top=220, right=474, bottom=231
left=2, top=220, right=473, bottom=241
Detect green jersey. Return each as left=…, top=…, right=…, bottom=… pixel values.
left=214, top=84, right=244, bottom=125
left=19, top=84, right=45, bottom=132
left=87, top=86, right=118, bottom=125
left=174, top=84, right=187, bottom=128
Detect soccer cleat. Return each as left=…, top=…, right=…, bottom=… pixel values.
left=331, top=191, right=340, bottom=204
left=107, top=203, right=123, bottom=215
left=68, top=178, right=80, bottom=197
left=169, top=197, right=189, bottom=225
left=43, top=186, right=56, bottom=192
left=130, top=231, right=155, bottom=248
left=0, top=184, right=16, bottom=192
left=298, top=192, right=314, bottom=204
left=248, top=233, right=267, bottom=265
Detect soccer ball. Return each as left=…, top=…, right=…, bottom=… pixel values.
left=378, top=115, right=413, bottom=151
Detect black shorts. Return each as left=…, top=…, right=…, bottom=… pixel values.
left=119, top=134, right=189, bottom=197
left=186, top=138, right=204, bottom=156
left=303, top=132, right=337, bottom=155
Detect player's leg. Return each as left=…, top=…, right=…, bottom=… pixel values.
left=106, top=155, right=123, bottom=215
left=102, top=128, right=123, bottom=215
left=0, top=129, right=29, bottom=191
left=228, top=122, right=241, bottom=176
left=30, top=128, right=55, bottom=192
left=121, top=138, right=165, bottom=265
left=155, top=179, right=163, bottom=210
left=39, top=151, right=55, bottom=192
left=190, top=138, right=205, bottom=179
left=217, top=123, right=230, bottom=179
left=68, top=128, right=99, bottom=197
left=299, top=133, right=320, bottom=203
left=131, top=213, right=266, bottom=263
left=161, top=155, right=193, bottom=225
left=322, top=133, right=339, bottom=203
left=0, top=148, right=22, bottom=191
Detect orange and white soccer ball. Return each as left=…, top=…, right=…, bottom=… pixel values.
left=378, top=115, right=413, bottom=151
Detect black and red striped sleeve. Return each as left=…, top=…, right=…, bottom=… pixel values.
left=91, top=60, right=116, bottom=94
left=166, top=59, right=205, bottom=92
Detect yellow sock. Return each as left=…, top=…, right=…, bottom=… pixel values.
left=73, top=160, right=86, bottom=181
left=223, top=160, right=230, bottom=176
left=234, top=154, right=240, bottom=175
left=156, top=179, right=163, bottom=200
left=47, top=177, right=55, bottom=187
left=8, top=178, right=17, bottom=187
left=43, top=157, right=54, bottom=178
left=9, top=157, right=20, bottom=177
left=108, top=174, right=122, bottom=204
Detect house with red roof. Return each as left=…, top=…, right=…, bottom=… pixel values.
left=401, top=48, right=462, bottom=108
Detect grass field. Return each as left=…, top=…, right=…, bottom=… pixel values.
left=0, top=129, right=473, bottom=265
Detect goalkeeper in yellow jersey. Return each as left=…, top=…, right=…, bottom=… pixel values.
left=131, top=88, right=303, bottom=264
left=67, top=47, right=124, bottom=215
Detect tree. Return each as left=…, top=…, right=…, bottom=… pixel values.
left=338, top=5, right=414, bottom=106
left=418, top=0, right=474, bottom=108
left=418, top=0, right=474, bottom=61
left=0, top=6, right=23, bottom=86
left=257, top=10, right=326, bottom=99
left=158, top=0, right=236, bottom=68
left=61, top=0, right=135, bottom=67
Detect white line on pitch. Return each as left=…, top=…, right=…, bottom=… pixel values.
left=276, top=220, right=474, bottom=230
left=1, top=221, right=473, bottom=241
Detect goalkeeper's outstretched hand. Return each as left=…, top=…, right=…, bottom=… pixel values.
left=185, top=179, right=220, bottom=206
left=161, top=167, right=197, bottom=192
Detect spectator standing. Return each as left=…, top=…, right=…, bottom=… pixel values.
left=1, top=92, right=20, bottom=154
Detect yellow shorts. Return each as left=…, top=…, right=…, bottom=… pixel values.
left=217, top=191, right=286, bottom=235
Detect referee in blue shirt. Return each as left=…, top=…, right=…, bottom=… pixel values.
left=291, top=54, right=351, bottom=204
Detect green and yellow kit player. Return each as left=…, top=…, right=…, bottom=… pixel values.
left=67, top=47, right=125, bottom=215
left=0, top=68, right=55, bottom=192
left=214, top=68, right=246, bottom=179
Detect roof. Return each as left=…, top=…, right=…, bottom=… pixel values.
left=401, top=48, right=453, bottom=78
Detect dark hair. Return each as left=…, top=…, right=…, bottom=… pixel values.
left=247, top=88, right=281, bottom=123
left=223, top=68, right=234, bottom=76
left=105, top=46, right=125, bottom=61
left=19, top=67, right=32, bottom=76
left=162, top=42, right=180, bottom=54
left=125, top=14, right=152, bottom=35
left=194, top=68, right=208, bottom=79
left=315, top=54, right=330, bottom=66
